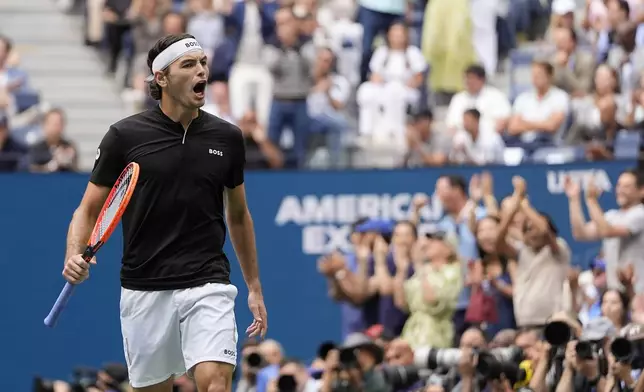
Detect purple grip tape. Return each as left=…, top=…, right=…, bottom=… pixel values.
left=44, top=282, right=76, bottom=327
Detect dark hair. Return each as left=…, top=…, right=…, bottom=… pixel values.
left=514, top=327, right=541, bottom=342
left=620, top=168, right=644, bottom=187
left=563, top=26, right=578, bottom=44
left=44, top=107, right=66, bottom=124
left=600, top=289, right=630, bottom=327
left=394, top=220, right=418, bottom=239
left=350, top=217, right=369, bottom=233
left=0, top=35, right=12, bottom=53
left=475, top=215, right=502, bottom=257
left=385, top=20, right=409, bottom=48
left=465, top=64, right=486, bottom=80
left=463, top=325, right=489, bottom=343
left=464, top=108, right=481, bottom=120
left=532, top=60, right=555, bottom=77
left=146, top=33, right=196, bottom=100
left=162, top=11, right=188, bottom=33
left=439, top=175, right=468, bottom=195
left=614, top=0, right=630, bottom=17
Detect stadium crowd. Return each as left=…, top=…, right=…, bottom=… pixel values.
left=34, top=168, right=644, bottom=392
left=4, top=0, right=644, bottom=170
left=6, top=0, right=644, bottom=391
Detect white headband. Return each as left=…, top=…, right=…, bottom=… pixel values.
left=151, top=38, right=203, bottom=74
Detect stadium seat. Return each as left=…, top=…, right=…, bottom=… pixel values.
left=508, top=50, right=535, bottom=103
left=509, top=50, right=535, bottom=66
left=532, top=146, right=577, bottom=164
left=613, top=130, right=641, bottom=159
left=14, top=89, right=40, bottom=113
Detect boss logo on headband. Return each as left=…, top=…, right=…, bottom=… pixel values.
left=185, top=41, right=199, bottom=48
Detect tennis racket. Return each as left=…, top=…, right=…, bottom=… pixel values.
left=44, top=162, right=140, bottom=328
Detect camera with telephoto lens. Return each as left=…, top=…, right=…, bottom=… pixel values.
left=544, top=321, right=573, bottom=347
left=413, top=346, right=523, bottom=370
left=246, top=352, right=265, bottom=369
left=380, top=365, right=440, bottom=390
left=277, top=374, right=297, bottom=392
left=610, top=338, right=644, bottom=369
left=476, top=351, right=529, bottom=385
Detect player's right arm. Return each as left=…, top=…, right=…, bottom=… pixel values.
left=565, top=177, right=600, bottom=241
left=63, top=126, right=125, bottom=284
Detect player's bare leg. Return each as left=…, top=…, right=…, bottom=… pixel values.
left=193, top=362, right=234, bottom=392
left=131, top=376, right=174, bottom=392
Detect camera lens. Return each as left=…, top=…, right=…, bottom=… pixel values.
left=611, top=338, right=633, bottom=363
left=544, top=321, right=572, bottom=346
left=278, top=375, right=297, bottom=392
left=247, top=353, right=262, bottom=367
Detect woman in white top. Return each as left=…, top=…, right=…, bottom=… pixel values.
left=356, top=22, right=428, bottom=146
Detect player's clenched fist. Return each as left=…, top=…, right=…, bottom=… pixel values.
left=62, top=254, right=97, bottom=284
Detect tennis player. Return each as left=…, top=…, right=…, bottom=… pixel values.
left=61, top=33, right=267, bottom=392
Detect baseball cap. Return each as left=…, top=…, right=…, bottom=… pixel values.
left=580, top=317, right=617, bottom=341
left=591, top=257, right=606, bottom=272
left=355, top=219, right=394, bottom=235
left=552, top=0, right=576, bottom=14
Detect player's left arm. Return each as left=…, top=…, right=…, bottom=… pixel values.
left=225, top=184, right=261, bottom=292
left=225, top=126, right=261, bottom=292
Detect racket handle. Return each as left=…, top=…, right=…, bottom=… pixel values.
left=44, top=282, right=76, bottom=328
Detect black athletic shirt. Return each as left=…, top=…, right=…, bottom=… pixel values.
left=90, top=106, right=245, bottom=291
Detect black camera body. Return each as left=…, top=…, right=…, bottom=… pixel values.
left=575, top=340, right=602, bottom=361
left=611, top=337, right=644, bottom=369
left=476, top=350, right=527, bottom=384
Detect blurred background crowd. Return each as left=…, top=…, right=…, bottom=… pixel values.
left=5, top=0, right=644, bottom=391
left=5, top=0, right=644, bottom=171
left=31, top=167, right=644, bottom=392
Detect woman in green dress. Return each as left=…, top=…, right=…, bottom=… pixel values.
left=392, top=231, right=463, bottom=349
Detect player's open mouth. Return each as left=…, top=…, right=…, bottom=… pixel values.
left=193, top=81, right=207, bottom=97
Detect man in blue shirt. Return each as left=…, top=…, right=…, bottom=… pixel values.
left=434, top=175, right=486, bottom=344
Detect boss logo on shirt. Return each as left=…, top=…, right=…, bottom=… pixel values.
left=223, top=349, right=236, bottom=357
left=209, top=148, right=223, bottom=156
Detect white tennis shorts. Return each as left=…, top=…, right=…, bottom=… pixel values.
left=119, top=283, right=239, bottom=388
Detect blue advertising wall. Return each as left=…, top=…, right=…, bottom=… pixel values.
left=0, top=160, right=634, bottom=390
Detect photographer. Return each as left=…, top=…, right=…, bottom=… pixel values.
left=528, top=313, right=582, bottom=392
left=605, top=323, right=644, bottom=392
left=320, top=333, right=390, bottom=392
left=256, top=340, right=286, bottom=392
left=237, top=341, right=262, bottom=392
left=552, top=317, right=616, bottom=392
left=269, top=360, right=318, bottom=392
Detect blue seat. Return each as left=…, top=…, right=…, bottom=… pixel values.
left=613, top=130, right=641, bottom=159
left=510, top=84, right=531, bottom=102
left=508, top=50, right=535, bottom=103
left=509, top=50, right=535, bottom=66
left=14, top=89, right=40, bottom=113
